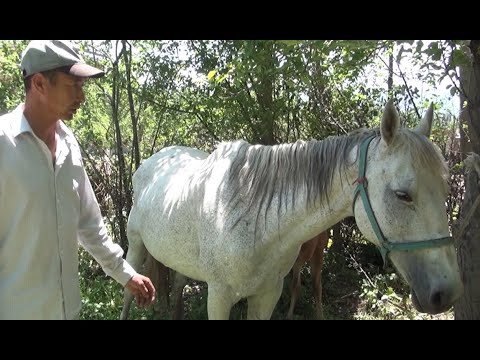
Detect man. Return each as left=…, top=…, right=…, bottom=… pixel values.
left=0, top=40, right=155, bottom=320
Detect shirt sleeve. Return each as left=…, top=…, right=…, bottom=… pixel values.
left=77, top=165, right=137, bottom=287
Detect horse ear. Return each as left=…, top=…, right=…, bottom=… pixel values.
left=380, top=99, right=400, bottom=145
left=414, top=103, right=434, bottom=138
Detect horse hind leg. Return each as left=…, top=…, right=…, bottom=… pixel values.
left=120, top=229, right=148, bottom=320
left=310, top=232, right=328, bottom=320
left=120, top=290, right=135, bottom=320
left=287, top=237, right=317, bottom=319
left=286, top=257, right=304, bottom=320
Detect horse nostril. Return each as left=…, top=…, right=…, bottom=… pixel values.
left=430, top=291, right=444, bottom=309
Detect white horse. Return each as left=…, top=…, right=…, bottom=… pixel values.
left=121, top=100, right=463, bottom=320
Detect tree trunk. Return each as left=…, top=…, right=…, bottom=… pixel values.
left=122, top=40, right=141, bottom=171
left=255, top=41, right=276, bottom=145
left=454, top=40, right=480, bottom=319
left=454, top=154, right=480, bottom=319
left=111, top=43, right=128, bottom=248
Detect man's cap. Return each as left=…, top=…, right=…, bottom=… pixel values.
left=20, top=40, right=105, bottom=79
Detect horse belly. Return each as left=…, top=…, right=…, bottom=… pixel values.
left=137, top=203, right=209, bottom=282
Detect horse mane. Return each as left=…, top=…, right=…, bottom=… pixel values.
left=217, top=127, right=448, bottom=234
left=226, top=129, right=376, bottom=217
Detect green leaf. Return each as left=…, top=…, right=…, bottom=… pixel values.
left=207, top=70, right=217, bottom=81
left=451, top=49, right=471, bottom=67
left=278, top=40, right=302, bottom=47
left=217, top=74, right=228, bottom=83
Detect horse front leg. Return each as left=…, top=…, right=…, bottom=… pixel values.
left=206, top=283, right=236, bottom=320
left=171, top=272, right=188, bottom=320
left=247, top=280, right=283, bottom=320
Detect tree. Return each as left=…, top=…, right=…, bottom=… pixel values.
left=454, top=40, right=480, bottom=319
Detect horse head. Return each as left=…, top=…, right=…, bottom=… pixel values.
left=353, top=100, right=463, bottom=314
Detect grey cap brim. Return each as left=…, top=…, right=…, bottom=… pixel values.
left=68, top=63, right=105, bottom=78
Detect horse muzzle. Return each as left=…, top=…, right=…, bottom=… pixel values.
left=410, top=284, right=463, bottom=315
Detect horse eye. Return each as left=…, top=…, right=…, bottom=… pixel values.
left=395, top=191, right=412, bottom=203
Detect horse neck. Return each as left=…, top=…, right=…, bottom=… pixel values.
left=264, top=142, right=359, bottom=250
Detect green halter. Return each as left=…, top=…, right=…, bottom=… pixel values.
left=352, top=135, right=453, bottom=267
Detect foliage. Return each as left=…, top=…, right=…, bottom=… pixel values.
left=184, top=40, right=387, bottom=145
left=0, top=40, right=29, bottom=113
left=79, top=248, right=153, bottom=320
left=395, top=40, right=470, bottom=99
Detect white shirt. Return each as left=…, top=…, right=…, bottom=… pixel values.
left=0, top=104, right=136, bottom=320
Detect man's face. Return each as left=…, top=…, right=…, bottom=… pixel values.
left=43, top=71, right=87, bottom=121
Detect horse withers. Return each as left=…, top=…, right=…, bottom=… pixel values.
left=121, top=100, right=463, bottom=319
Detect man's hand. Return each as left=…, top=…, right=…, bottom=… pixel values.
left=125, top=274, right=156, bottom=308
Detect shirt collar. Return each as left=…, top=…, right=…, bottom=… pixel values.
left=11, top=103, right=69, bottom=144
left=10, top=103, right=34, bottom=138
left=57, top=119, right=69, bottom=140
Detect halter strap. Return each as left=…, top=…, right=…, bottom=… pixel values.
left=352, top=135, right=453, bottom=267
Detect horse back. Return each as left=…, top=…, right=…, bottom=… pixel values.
left=132, top=146, right=209, bottom=195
